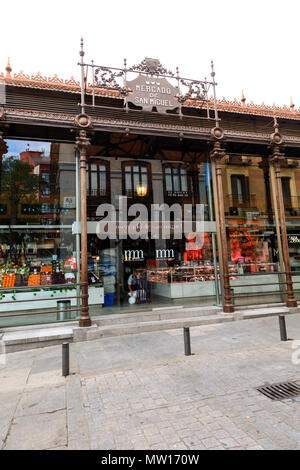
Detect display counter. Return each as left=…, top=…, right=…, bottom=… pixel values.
left=147, top=263, right=293, bottom=299
left=150, top=280, right=216, bottom=298
left=148, top=265, right=217, bottom=298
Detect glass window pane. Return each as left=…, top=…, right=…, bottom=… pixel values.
left=125, top=173, right=131, bottom=190
left=125, top=166, right=131, bottom=173
left=91, top=164, right=97, bottom=171
left=41, top=173, right=50, bottom=183
left=173, top=174, right=180, bottom=191
left=165, top=167, right=171, bottom=174
left=91, top=173, right=97, bottom=191
left=100, top=172, right=106, bottom=192
left=141, top=166, right=147, bottom=173
left=181, top=175, right=188, bottom=192
left=166, top=174, right=172, bottom=191
left=141, top=173, right=147, bottom=185
left=99, top=165, right=106, bottom=172
left=134, top=173, right=140, bottom=192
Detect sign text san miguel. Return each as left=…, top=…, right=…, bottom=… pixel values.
left=126, top=76, right=179, bottom=113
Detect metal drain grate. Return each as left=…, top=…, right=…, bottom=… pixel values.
left=256, top=381, right=300, bottom=400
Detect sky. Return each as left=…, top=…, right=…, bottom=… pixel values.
left=2, top=0, right=300, bottom=108
left=6, top=140, right=50, bottom=158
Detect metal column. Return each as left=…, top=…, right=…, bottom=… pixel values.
left=206, top=159, right=221, bottom=306
left=210, top=140, right=234, bottom=313
left=75, top=149, right=81, bottom=312
left=270, top=153, right=297, bottom=307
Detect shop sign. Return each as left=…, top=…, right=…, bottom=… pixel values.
left=63, top=197, right=76, bottom=208
left=166, top=191, right=190, bottom=198
left=184, top=250, right=204, bottom=262
left=288, top=235, right=300, bottom=244
left=126, top=75, right=178, bottom=113
left=123, top=249, right=176, bottom=262
left=123, top=250, right=144, bottom=262
left=155, top=249, right=175, bottom=260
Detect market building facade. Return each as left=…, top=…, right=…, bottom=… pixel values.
left=1, top=46, right=300, bottom=328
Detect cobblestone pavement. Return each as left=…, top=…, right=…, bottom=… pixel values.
left=1, top=314, right=300, bottom=450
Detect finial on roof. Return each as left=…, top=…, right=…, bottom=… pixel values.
left=241, top=90, right=246, bottom=107
left=290, top=97, right=295, bottom=111
left=5, top=58, right=12, bottom=78
left=211, top=60, right=215, bottom=78
left=79, top=37, right=84, bottom=58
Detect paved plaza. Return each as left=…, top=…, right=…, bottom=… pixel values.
left=1, top=314, right=300, bottom=450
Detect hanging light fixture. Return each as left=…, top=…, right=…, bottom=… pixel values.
left=136, top=183, right=147, bottom=197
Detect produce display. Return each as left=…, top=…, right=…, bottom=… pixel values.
left=0, top=258, right=77, bottom=288
left=2, top=273, right=16, bottom=288
left=0, top=256, right=103, bottom=289
left=28, top=273, right=41, bottom=286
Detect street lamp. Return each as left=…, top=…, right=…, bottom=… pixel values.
left=136, top=183, right=147, bottom=197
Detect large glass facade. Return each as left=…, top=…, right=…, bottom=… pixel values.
left=221, top=154, right=300, bottom=305
left=85, top=150, right=219, bottom=314
left=2, top=135, right=299, bottom=325
left=0, top=140, right=80, bottom=326
left=283, top=160, right=300, bottom=298
left=0, top=138, right=220, bottom=325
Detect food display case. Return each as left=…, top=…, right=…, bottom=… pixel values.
left=147, top=263, right=219, bottom=298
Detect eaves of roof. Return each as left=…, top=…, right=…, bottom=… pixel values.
left=1, top=71, right=300, bottom=121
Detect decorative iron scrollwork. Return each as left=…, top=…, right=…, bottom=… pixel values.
left=128, top=58, right=175, bottom=76
left=177, top=79, right=208, bottom=103
left=79, top=38, right=217, bottom=120
left=94, top=67, right=128, bottom=95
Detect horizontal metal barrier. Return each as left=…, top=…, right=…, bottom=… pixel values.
left=0, top=307, right=82, bottom=318
left=227, top=270, right=291, bottom=301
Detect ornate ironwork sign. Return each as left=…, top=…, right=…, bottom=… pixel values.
left=126, top=75, right=178, bottom=113
left=78, top=39, right=220, bottom=122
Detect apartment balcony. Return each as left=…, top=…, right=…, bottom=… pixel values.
left=226, top=194, right=258, bottom=216
left=87, top=189, right=107, bottom=197
left=283, top=196, right=300, bottom=217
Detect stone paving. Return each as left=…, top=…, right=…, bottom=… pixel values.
left=1, top=314, right=300, bottom=450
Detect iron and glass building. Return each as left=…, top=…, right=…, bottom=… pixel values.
left=1, top=50, right=300, bottom=328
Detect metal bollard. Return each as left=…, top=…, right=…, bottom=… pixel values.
left=230, top=288, right=235, bottom=306
left=279, top=314, right=288, bottom=341
left=62, top=342, right=70, bottom=377
left=183, top=327, right=191, bottom=356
